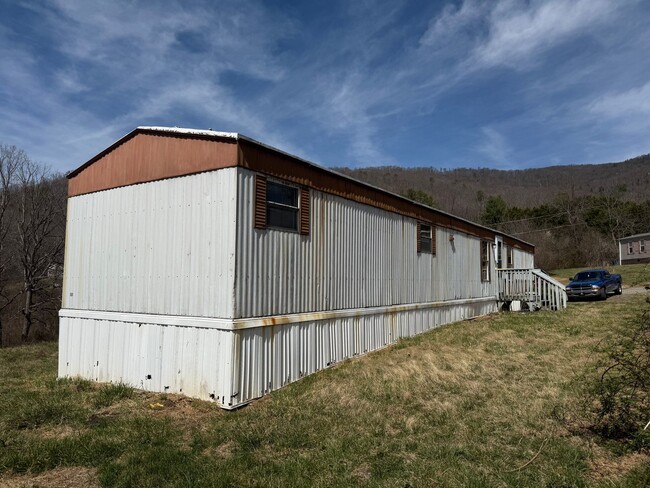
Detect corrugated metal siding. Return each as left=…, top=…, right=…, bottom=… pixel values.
left=63, top=168, right=237, bottom=318
left=59, top=317, right=235, bottom=404
left=513, top=248, right=534, bottom=269
left=235, top=168, right=500, bottom=318
left=230, top=299, right=496, bottom=406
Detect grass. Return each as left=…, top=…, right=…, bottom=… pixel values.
left=550, top=262, right=650, bottom=287
left=1, top=292, right=649, bottom=486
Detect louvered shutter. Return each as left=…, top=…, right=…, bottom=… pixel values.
left=254, top=175, right=267, bottom=229
left=431, top=225, right=436, bottom=255
left=300, top=188, right=310, bottom=236
left=416, top=222, right=421, bottom=253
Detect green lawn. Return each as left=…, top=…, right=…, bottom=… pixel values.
left=551, top=262, right=650, bottom=287
left=1, top=294, right=649, bottom=486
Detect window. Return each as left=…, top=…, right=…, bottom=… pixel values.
left=506, top=247, right=514, bottom=269
left=628, top=242, right=634, bottom=254
left=495, top=240, right=503, bottom=268
left=481, top=240, right=491, bottom=282
left=254, top=175, right=310, bottom=235
left=416, top=222, right=436, bottom=254
left=641, top=240, right=646, bottom=253
left=267, top=180, right=299, bottom=230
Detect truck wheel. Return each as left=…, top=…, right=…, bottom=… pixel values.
left=615, top=284, right=622, bottom=295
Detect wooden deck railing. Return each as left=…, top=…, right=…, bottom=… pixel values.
left=497, top=268, right=567, bottom=311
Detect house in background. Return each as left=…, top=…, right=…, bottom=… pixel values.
left=618, top=232, right=650, bottom=265
left=59, top=127, right=564, bottom=409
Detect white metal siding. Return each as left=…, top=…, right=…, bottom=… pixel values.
left=63, top=168, right=238, bottom=318
left=230, top=299, right=496, bottom=406
left=60, top=165, right=535, bottom=409
left=235, top=168, right=499, bottom=318
left=58, top=317, right=235, bottom=405
left=513, top=248, right=534, bottom=269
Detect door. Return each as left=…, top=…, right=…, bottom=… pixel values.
left=494, top=236, right=503, bottom=269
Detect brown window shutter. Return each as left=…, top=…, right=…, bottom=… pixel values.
left=431, top=225, right=436, bottom=255
left=254, top=175, right=267, bottom=229
left=416, top=222, right=421, bottom=253
left=300, top=188, right=310, bottom=236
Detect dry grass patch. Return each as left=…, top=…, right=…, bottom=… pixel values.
left=0, top=466, right=99, bottom=488
left=587, top=447, right=650, bottom=483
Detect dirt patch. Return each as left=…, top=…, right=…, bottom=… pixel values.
left=618, top=286, right=650, bottom=295
left=143, top=394, right=220, bottom=421
left=0, top=466, right=99, bottom=488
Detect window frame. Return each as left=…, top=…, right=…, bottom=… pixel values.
left=481, top=240, right=491, bottom=282
left=506, top=246, right=514, bottom=269
left=640, top=240, right=646, bottom=253
left=419, top=223, right=433, bottom=254
left=627, top=242, right=634, bottom=255
left=254, top=175, right=310, bottom=235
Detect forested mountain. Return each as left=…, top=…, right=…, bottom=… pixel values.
left=335, top=154, right=650, bottom=222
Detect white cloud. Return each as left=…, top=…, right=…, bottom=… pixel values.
left=419, top=0, right=484, bottom=48
left=589, top=81, right=650, bottom=117
left=477, top=126, right=512, bottom=165
left=471, top=0, right=619, bottom=70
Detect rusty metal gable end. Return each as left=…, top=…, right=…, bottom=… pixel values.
left=67, top=127, right=240, bottom=179
left=67, top=130, right=240, bottom=197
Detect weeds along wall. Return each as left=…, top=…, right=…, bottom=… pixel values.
left=59, top=163, right=534, bottom=408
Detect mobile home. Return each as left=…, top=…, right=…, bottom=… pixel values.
left=60, top=127, right=542, bottom=408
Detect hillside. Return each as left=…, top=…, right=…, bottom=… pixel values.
left=335, top=154, right=650, bottom=221
left=1, top=290, right=648, bottom=486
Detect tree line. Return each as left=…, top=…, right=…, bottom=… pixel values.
left=0, top=144, right=66, bottom=346
left=479, top=189, right=650, bottom=270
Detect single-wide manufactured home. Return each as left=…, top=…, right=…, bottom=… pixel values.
left=59, top=127, right=559, bottom=409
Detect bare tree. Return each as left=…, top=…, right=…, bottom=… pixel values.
left=15, top=159, right=65, bottom=341
left=0, top=145, right=26, bottom=346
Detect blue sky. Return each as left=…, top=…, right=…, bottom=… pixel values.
left=1, top=0, right=649, bottom=173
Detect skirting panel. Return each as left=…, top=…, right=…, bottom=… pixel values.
left=58, top=317, right=235, bottom=406
left=59, top=298, right=496, bottom=409
left=230, top=298, right=496, bottom=407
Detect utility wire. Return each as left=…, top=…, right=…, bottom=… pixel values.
left=495, top=211, right=566, bottom=225
left=510, top=222, right=588, bottom=236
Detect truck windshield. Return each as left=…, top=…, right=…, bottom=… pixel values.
left=574, top=271, right=603, bottom=281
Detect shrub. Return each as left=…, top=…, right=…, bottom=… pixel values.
left=590, top=308, right=650, bottom=449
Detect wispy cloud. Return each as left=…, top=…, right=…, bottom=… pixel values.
left=470, top=0, right=618, bottom=70
left=589, top=81, right=650, bottom=118
left=477, top=126, right=512, bottom=166
left=0, top=0, right=648, bottom=170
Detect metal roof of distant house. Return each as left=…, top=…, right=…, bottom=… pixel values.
left=618, top=232, right=650, bottom=241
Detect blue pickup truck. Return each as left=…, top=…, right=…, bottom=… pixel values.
left=565, top=269, right=622, bottom=301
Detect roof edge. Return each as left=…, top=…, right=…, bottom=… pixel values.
left=66, top=126, right=533, bottom=250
